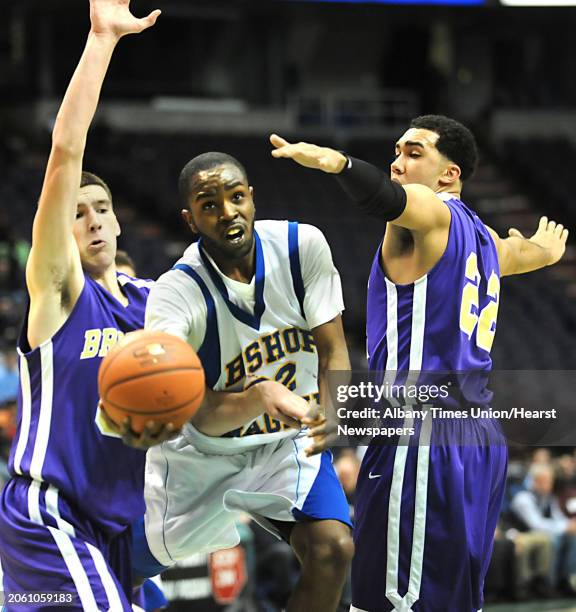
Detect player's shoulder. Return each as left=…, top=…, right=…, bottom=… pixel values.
left=152, top=245, right=205, bottom=297
left=116, top=272, right=154, bottom=296
left=255, top=219, right=326, bottom=243
left=116, top=272, right=155, bottom=292
left=254, top=218, right=289, bottom=238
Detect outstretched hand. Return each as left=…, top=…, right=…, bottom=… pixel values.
left=301, top=403, right=338, bottom=457
left=90, top=0, right=161, bottom=40
left=270, top=134, right=348, bottom=174
left=99, top=402, right=179, bottom=450
left=509, top=216, right=569, bottom=266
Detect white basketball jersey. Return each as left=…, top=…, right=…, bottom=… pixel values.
left=145, top=219, right=344, bottom=442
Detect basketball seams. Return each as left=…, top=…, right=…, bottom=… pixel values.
left=103, top=385, right=205, bottom=416
left=102, top=366, right=203, bottom=393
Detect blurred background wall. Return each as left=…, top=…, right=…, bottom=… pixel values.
left=2, top=1, right=576, bottom=608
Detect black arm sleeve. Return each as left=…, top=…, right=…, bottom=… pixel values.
left=335, top=156, right=407, bottom=221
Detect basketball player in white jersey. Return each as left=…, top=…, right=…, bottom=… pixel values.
left=131, top=152, right=354, bottom=612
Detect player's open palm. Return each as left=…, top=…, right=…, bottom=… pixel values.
left=90, top=0, right=161, bottom=39
left=270, top=134, right=347, bottom=174
left=509, top=216, right=569, bottom=266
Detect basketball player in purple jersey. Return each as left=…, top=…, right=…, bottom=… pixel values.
left=0, top=1, right=167, bottom=609
left=0, top=3, right=313, bottom=607
left=270, top=118, right=568, bottom=611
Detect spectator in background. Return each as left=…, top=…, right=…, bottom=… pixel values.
left=116, top=249, right=137, bottom=277
left=510, top=462, right=576, bottom=594
left=556, top=454, right=576, bottom=519
left=334, top=450, right=361, bottom=517
left=0, top=351, right=18, bottom=406
left=532, top=448, right=553, bottom=466
left=0, top=399, right=17, bottom=487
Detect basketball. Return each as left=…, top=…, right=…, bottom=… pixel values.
left=98, top=330, right=205, bottom=433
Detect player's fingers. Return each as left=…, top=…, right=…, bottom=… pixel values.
left=100, top=407, right=120, bottom=432
left=139, top=9, right=161, bottom=31
left=301, top=413, right=325, bottom=427
left=538, top=216, right=548, bottom=231
left=270, top=133, right=291, bottom=149
left=120, top=417, right=139, bottom=446
left=121, top=416, right=133, bottom=436
left=155, top=422, right=178, bottom=443
left=271, top=144, right=300, bottom=159
left=547, top=220, right=557, bottom=233
left=508, top=228, right=524, bottom=239
left=305, top=437, right=326, bottom=457
left=302, top=402, right=324, bottom=423
left=562, top=228, right=569, bottom=242
left=306, top=422, right=328, bottom=437
left=273, top=413, right=301, bottom=429
left=554, top=223, right=564, bottom=236
left=143, top=420, right=165, bottom=437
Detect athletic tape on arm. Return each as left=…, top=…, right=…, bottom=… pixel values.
left=335, top=156, right=407, bottom=221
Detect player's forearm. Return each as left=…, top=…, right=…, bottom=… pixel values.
left=335, top=156, right=407, bottom=221
left=51, top=32, right=118, bottom=155
left=191, top=385, right=263, bottom=436
left=317, top=348, right=351, bottom=406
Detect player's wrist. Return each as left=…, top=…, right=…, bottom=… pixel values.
left=330, top=152, right=349, bottom=174
left=89, top=29, right=122, bottom=45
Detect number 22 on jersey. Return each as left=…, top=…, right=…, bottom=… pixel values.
left=459, top=252, right=500, bottom=353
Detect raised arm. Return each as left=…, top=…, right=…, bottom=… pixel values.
left=487, top=217, right=569, bottom=277
left=26, top=0, right=160, bottom=347
left=270, top=134, right=450, bottom=234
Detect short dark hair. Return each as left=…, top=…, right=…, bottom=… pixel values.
left=178, top=152, right=248, bottom=206
left=409, top=115, right=478, bottom=182
left=115, top=249, right=136, bottom=275
left=81, top=171, right=113, bottom=202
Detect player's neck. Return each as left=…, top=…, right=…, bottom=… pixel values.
left=436, top=186, right=461, bottom=198
left=91, top=265, right=129, bottom=305
left=205, top=245, right=255, bottom=284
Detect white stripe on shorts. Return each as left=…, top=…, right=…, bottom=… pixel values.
left=385, top=275, right=430, bottom=611
left=47, top=526, right=99, bottom=612
left=87, top=542, right=124, bottom=611
left=45, top=485, right=76, bottom=538
left=27, top=479, right=43, bottom=525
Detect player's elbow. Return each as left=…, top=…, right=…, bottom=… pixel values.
left=51, top=123, right=86, bottom=159
left=50, top=140, right=85, bottom=161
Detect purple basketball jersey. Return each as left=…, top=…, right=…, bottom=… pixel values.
left=367, top=193, right=500, bottom=379
left=8, top=273, right=152, bottom=534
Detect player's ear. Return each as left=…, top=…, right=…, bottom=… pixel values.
left=114, top=215, right=121, bottom=237
left=249, top=186, right=254, bottom=198
left=441, top=163, right=461, bottom=187
left=181, top=208, right=198, bottom=233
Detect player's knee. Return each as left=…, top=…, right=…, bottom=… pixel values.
left=307, top=528, right=354, bottom=571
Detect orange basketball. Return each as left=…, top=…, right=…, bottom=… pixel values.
left=98, top=330, right=205, bottom=433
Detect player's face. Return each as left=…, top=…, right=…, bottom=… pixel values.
left=391, top=128, right=459, bottom=190
left=182, top=164, right=255, bottom=261
left=73, top=184, right=120, bottom=276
